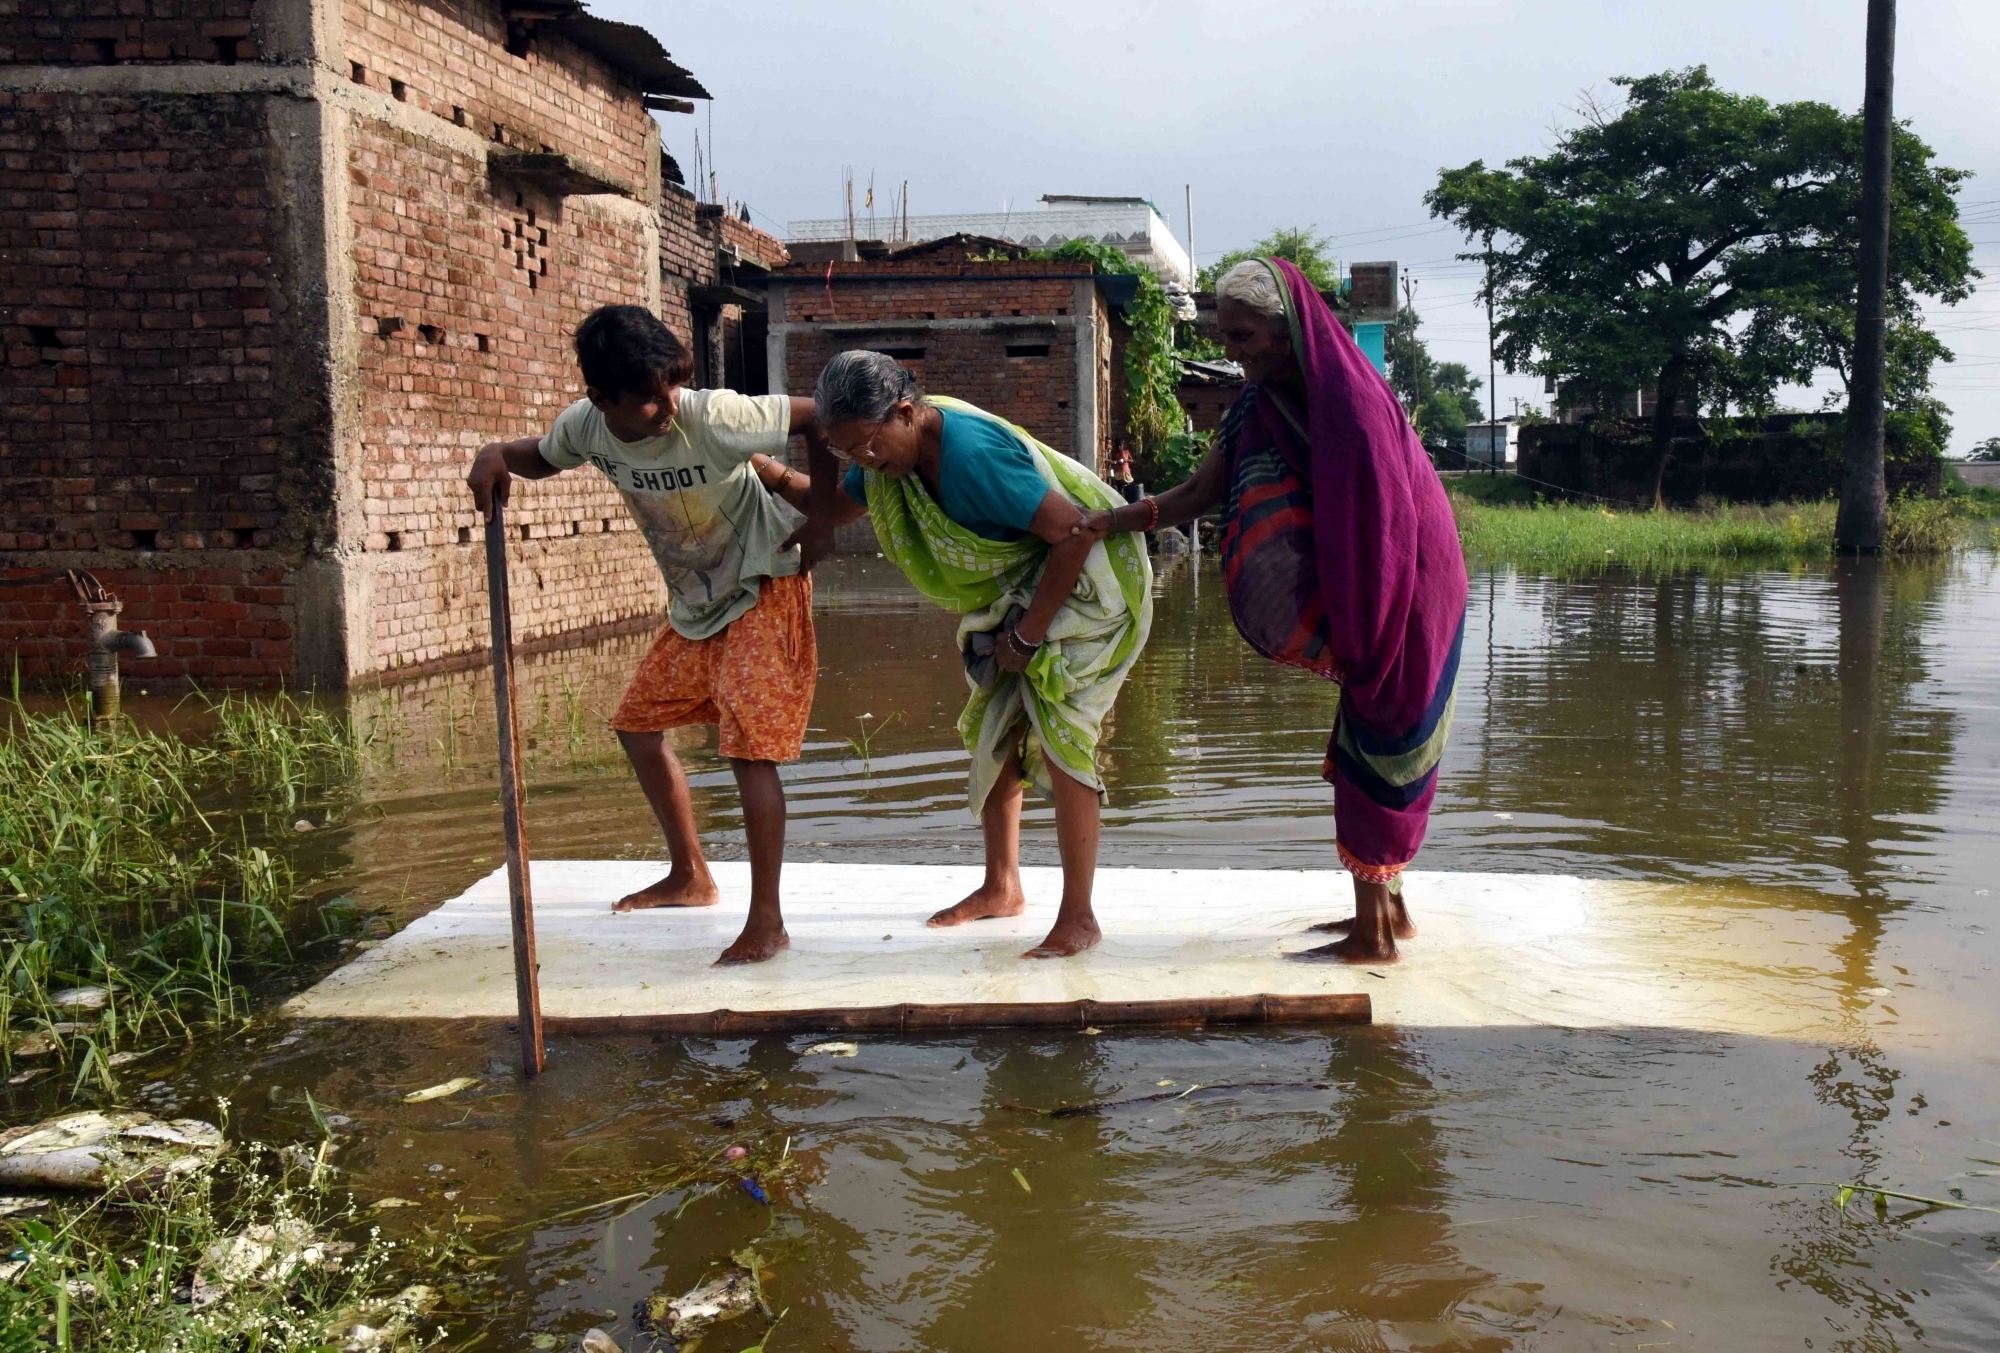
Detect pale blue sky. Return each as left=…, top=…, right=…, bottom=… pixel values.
left=597, top=0, right=2000, bottom=452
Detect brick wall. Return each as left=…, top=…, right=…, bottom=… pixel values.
left=344, top=111, right=666, bottom=674
left=0, top=0, right=259, bottom=65
left=1177, top=380, right=1242, bottom=435
left=341, top=0, right=651, bottom=192
left=776, top=261, right=1094, bottom=459
left=0, top=87, right=297, bottom=681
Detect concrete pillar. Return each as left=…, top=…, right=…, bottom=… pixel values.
left=1072, top=278, right=1098, bottom=469
left=765, top=283, right=789, bottom=397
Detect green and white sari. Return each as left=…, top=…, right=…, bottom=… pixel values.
left=858, top=396, right=1154, bottom=815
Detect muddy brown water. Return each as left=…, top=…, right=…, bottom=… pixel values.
left=16, top=555, right=2000, bottom=1350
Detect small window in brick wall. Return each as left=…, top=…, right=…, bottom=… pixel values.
left=872, top=347, right=925, bottom=361
left=476, top=334, right=491, bottom=353
left=1005, top=344, right=1050, bottom=359
left=418, top=324, right=444, bottom=345
left=507, top=210, right=551, bottom=290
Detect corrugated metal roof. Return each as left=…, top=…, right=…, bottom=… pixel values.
left=549, top=11, right=711, bottom=98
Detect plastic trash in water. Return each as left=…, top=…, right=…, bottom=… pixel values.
left=402, top=1077, right=478, bottom=1104
left=580, top=1329, right=624, bottom=1353
left=739, top=1176, right=769, bottom=1205
left=800, top=1042, right=858, bottom=1058
left=640, top=1266, right=759, bottom=1342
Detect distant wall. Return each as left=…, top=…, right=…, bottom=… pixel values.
left=1955, top=461, right=2000, bottom=491
left=1518, top=416, right=1943, bottom=506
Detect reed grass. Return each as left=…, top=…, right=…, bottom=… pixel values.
left=1449, top=489, right=1974, bottom=573
left=0, top=685, right=361, bottom=1092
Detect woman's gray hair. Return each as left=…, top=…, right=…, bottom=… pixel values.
left=1215, top=260, right=1287, bottom=323
left=814, top=350, right=923, bottom=427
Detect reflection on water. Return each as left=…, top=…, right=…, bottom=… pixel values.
left=27, top=554, right=2000, bottom=1349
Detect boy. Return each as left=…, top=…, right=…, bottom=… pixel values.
left=466, top=305, right=838, bottom=964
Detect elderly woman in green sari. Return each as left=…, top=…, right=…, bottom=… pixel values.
left=794, top=351, right=1153, bottom=957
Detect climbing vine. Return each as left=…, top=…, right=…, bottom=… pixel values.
left=1032, top=240, right=1184, bottom=452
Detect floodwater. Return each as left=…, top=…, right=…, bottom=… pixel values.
left=51, top=557, right=2000, bottom=1348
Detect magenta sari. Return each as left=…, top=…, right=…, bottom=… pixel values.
left=1214, top=258, right=1468, bottom=880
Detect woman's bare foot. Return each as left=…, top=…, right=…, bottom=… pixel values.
left=1024, top=913, right=1100, bottom=959
left=715, top=919, right=789, bottom=965
left=928, top=879, right=1027, bottom=927
left=1295, top=933, right=1399, bottom=964
left=1306, top=897, right=1416, bottom=940
left=613, top=871, right=720, bottom=912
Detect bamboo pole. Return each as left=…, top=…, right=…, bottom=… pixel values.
left=543, top=992, right=1370, bottom=1037
left=484, top=502, right=545, bottom=1075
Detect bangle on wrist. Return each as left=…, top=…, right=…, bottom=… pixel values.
left=1005, top=624, right=1041, bottom=657
left=1139, top=496, right=1161, bottom=531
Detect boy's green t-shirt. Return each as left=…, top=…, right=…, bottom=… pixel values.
left=538, top=389, right=799, bottom=640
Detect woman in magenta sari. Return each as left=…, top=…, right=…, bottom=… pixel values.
left=1076, top=258, right=1468, bottom=962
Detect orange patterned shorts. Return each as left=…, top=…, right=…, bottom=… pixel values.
left=611, top=573, right=817, bottom=763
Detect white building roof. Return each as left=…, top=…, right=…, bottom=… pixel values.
left=787, top=195, right=1192, bottom=285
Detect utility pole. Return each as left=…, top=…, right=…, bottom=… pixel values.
left=1837, top=0, right=1896, bottom=553
left=1402, top=272, right=1422, bottom=424
left=901, top=179, right=909, bottom=243
left=1485, top=239, right=1497, bottom=475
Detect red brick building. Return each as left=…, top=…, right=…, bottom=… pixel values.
left=770, top=237, right=1122, bottom=470
left=1, top=0, right=785, bottom=687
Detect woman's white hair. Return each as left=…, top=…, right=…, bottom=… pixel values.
left=1214, top=260, right=1287, bottom=323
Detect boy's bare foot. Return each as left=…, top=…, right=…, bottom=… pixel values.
left=1295, top=933, right=1399, bottom=964
left=928, top=880, right=1027, bottom=927
left=715, top=922, right=789, bottom=965
left=613, top=871, right=720, bottom=912
left=1023, top=914, right=1101, bottom=959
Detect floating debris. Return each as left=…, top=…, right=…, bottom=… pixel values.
left=1012, top=1168, right=1032, bottom=1194
left=640, top=1268, right=759, bottom=1342
left=739, top=1176, right=770, bottom=1205
left=9, top=1024, right=97, bottom=1058
left=0, top=1195, right=49, bottom=1217
left=724, top=1145, right=749, bottom=1160
left=402, top=1076, right=478, bottom=1103
left=0, top=1111, right=223, bottom=1191
left=801, top=1042, right=858, bottom=1058
left=581, top=1330, right=624, bottom=1353
left=294, top=819, right=315, bottom=832
left=193, top=1217, right=351, bottom=1307
left=49, top=986, right=110, bottom=1012
left=333, top=1283, right=436, bottom=1352
left=370, top=1197, right=419, bottom=1211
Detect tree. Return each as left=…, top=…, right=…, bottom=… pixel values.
left=1387, top=306, right=1483, bottom=445
left=1200, top=226, right=1341, bottom=293
left=1970, top=437, right=2000, bottom=462
left=1427, top=66, right=1974, bottom=506
left=1035, top=239, right=1183, bottom=451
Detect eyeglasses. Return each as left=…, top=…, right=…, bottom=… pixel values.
left=831, top=428, right=881, bottom=462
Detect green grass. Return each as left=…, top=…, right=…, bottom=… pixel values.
left=1447, top=481, right=1987, bottom=573
left=0, top=686, right=363, bottom=1095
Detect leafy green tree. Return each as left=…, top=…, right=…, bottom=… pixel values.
left=1427, top=67, right=1975, bottom=505
left=1034, top=239, right=1183, bottom=451
left=1200, top=226, right=1342, bottom=293
left=1387, top=306, right=1484, bottom=445
left=1969, top=436, right=2000, bottom=462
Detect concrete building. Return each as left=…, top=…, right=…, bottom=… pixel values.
left=1, top=0, right=787, bottom=688
left=788, top=195, right=1193, bottom=287
left=1464, top=420, right=1521, bottom=469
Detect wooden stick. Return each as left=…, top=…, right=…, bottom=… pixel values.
left=484, top=503, right=545, bottom=1075
left=543, top=992, right=1369, bottom=1037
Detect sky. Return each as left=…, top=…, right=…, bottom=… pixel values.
left=594, top=0, right=2000, bottom=455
